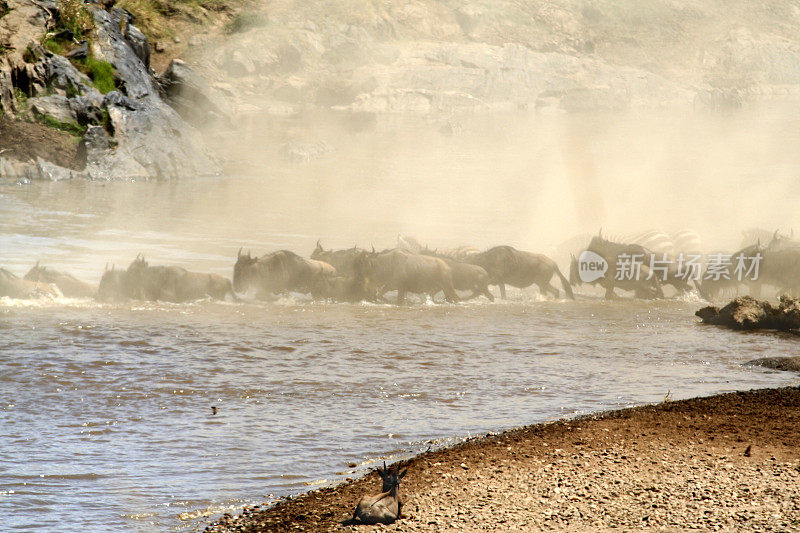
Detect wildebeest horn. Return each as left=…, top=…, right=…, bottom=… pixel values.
left=238, top=247, right=243, bottom=258
left=598, top=228, right=603, bottom=238
left=774, top=230, right=779, bottom=240
left=371, top=245, right=375, bottom=254
left=315, top=239, right=322, bottom=250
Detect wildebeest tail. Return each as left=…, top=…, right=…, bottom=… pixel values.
left=555, top=266, right=574, bottom=299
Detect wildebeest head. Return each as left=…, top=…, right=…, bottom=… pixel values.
left=377, top=461, right=407, bottom=492
left=310, top=240, right=327, bottom=262
left=24, top=261, right=47, bottom=282
left=97, top=265, right=128, bottom=302
left=233, top=248, right=258, bottom=293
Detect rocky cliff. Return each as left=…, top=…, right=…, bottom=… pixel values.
left=3, top=0, right=800, bottom=180
left=193, top=0, right=800, bottom=118
left=0, top=0, right=219, bottom=180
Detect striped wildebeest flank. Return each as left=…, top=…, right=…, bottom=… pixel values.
left=0, top=267, right=61, bottom=299
left=766, top=230, right=800, bottom=252
left=396, top=234, right=424, bottom=254
left=233, top=249, right=335, bottom=299
left=572, top=232, right=664, bottom=299
left=440, top=245, right=481, bottom=262
left=24, top=262, right=97, bottom=298
left=598, top=230, right=702, bottom=296
left=346, top=462, right=407, bottom=525
left=420, top=248, right=494, bottom=301
left=357, top=248, right=459, bottom=305
left=125, top=255, right=233, bottom=302
left=467, top=245, right=574, bottom=300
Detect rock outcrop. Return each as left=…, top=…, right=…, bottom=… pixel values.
left=193, top=1, right=800, bottom=118
left=696, top=295, right=800, bottom=331
left=0, top=0, right=220, bottom=180
left=745, top=356, right=800, bottom=373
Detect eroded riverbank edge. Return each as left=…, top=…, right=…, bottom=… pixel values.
left=206, top=385, right=800, bottom=532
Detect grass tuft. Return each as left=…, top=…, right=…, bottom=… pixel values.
left=37, top=114, right=87, bottom=136
left=74, top=57, right=117, bottom=94
left=57, top=0, right=95, bottom=40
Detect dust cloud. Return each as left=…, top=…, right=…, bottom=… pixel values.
left=186, top=0, right=800, bottom=258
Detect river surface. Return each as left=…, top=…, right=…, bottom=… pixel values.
left=2, top=109, right=800, bottom=531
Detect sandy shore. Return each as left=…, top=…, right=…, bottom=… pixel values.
left=206, top=386, right=800, bottom=532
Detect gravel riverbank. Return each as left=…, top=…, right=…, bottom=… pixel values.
left=206, top=386, right=800, bottom=532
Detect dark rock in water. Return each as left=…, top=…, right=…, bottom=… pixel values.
left=696, top=295, right=800, bottom=331
left=158, top=59, right=231, bottom=127
left=745, top=357, right=800, bottom=373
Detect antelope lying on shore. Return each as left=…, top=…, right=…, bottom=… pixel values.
left=346, top=462, right=407, bottom=525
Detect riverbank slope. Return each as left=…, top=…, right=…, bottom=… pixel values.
left=207, top=385, right=800, bottom=532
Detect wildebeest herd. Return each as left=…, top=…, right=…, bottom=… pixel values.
left=2, top=229, right=799, bottom=304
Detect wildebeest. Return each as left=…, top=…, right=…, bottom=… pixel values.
left=758, top=246, right=800, bottom=296
left=96, top=266, right=128, bottom=302
left=0, top=267, right=61, bottom=299
left=310, top=241, right=366, bottom=278
left=420, top=248, right=494, bottom=301
left=468, top=245, right=574, bottom=299
left=358, top=248, right=458, bottom=305
left=24, top=262, right=96, bottom=298
left=347, top=462, right=407, bottom=525
left=233, top=249, right=335, bottom=299
left=571, top=235, right=663, bottom=299
left=96, top=257, right=232, bottom=302
left=766, top=230, right=800, bottom=252
left=125, top=256, right=232, bottom=302
left=696, top=243, right=763, bottom=301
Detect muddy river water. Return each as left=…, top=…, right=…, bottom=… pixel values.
left=2, top=109, right=800, bottom=531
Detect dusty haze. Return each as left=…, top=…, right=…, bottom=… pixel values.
left=167, top=0, right=800, bottom=259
